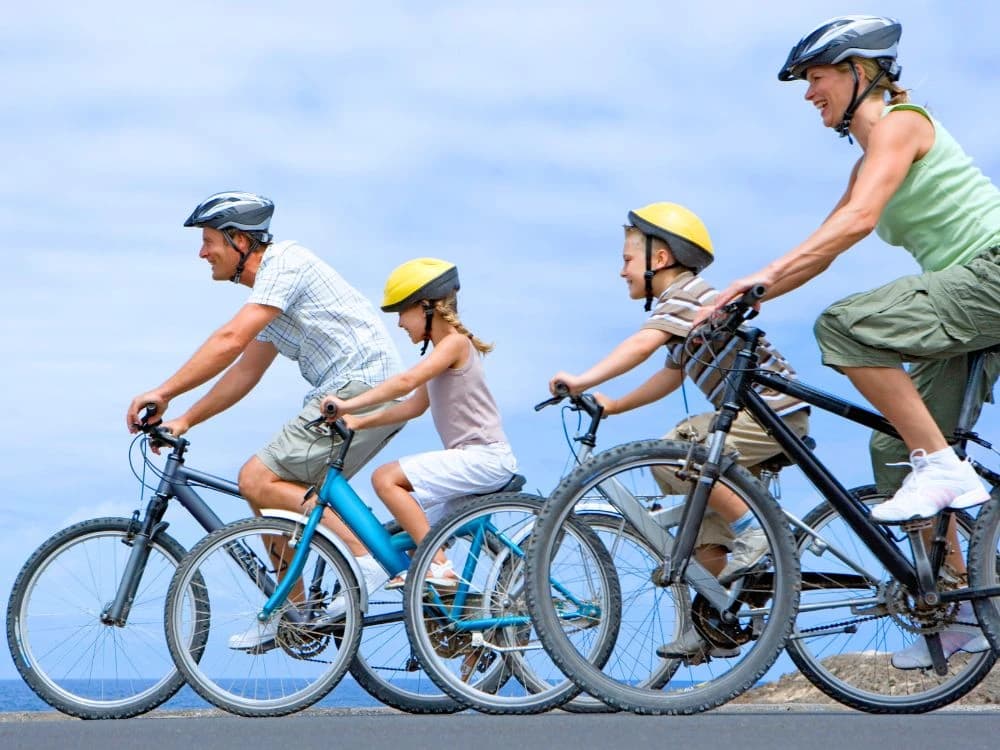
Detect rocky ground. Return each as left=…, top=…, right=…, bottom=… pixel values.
left=734, top=652, right=1000, bottom=705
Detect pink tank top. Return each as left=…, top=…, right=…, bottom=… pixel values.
left=426, top=337, right=507, bottom=449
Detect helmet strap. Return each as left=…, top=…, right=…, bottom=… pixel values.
left=222, top=229, right=259, bottom=284
left=836, top=64, right=887, bottom=142
left=643, top=235, right=678, bottom=312
left=420, top=301, right=434, bottom=355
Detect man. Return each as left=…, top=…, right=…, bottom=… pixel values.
left=126, top=190, right=404, bottom=648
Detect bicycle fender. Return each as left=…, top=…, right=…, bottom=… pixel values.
left=259, top=508, right=370, bottom=612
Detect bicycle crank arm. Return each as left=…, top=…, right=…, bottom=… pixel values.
left=470, top=632, right=544, bottom=653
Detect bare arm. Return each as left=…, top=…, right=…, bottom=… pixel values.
left=598, top=367, right=685, bottom=416
left=346, top=385, right=429, bottom=430
left=126, top=302, right=281, bottom=430
left=167, top=340, right=279, bottom=434
left=322, top=333, right=466, bottom=417
left=549, top=328, right=669, bottom=395
left=706, top=110, right=932, bottom=315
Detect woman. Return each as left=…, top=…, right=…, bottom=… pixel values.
left=706, top=15, right=1000, bottom=668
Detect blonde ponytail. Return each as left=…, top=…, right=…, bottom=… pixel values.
left=434, top=293, right=494, bottom=355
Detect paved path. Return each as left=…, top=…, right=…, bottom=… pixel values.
left=3, top=706, right=999, bottom=750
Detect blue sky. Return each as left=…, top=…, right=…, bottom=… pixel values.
left=4, top=2, right=1000, bottom=681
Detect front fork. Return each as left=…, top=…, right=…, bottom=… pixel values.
left=100, top=494, right=171, bottom=626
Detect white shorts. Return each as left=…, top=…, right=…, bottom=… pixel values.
left=398, top=442, right=519, bottom=525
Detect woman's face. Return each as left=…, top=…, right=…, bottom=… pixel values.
left=804, top=64, right=856, bottom=129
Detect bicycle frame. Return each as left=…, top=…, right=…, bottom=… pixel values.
left=691, top=326, right=1000, bottom=605
left=102, top=438, right=240, bottom=626
left=261, top=411, right=607, bottom=631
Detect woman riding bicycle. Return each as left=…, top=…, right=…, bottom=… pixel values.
left=705, top=15, right=1000, bottom=668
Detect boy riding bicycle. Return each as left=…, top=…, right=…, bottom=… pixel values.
left=549, top=201, right=810, bottom=662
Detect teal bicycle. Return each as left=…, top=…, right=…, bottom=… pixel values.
left=163, top=410, right=620, bottom=716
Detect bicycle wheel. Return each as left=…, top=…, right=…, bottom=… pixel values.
left=164, top=517, right=362, bottom=717
left=5, top=517, right=206, bottom=719
left=788, top=485, right=994, bottom=712
left=967, top=488, right=1000, bottom=663
left=559, top=510, right=687, bottom=713
left=348, top=587, right=461, bottom=714
left=526, top=439, right=799, bottom=715
left=404, top=492, right=621, bottom=714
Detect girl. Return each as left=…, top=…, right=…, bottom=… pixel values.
left=322, top=257, right=518, bottom=588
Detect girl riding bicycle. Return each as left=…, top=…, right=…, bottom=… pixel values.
left=705, top=15, right=1000, bottom=669
left=322, top=258, right=519, bottom=588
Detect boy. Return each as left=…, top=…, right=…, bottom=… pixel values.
left=549, top=201, right=810, bottom=663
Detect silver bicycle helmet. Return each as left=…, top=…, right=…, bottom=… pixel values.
left=778, top=15, right=901, bottom=82
left=184, top=191, right=274, bottom=283
left=779, top=15, right=902, bottom=138
left=184, top=191, right=274, bottom=243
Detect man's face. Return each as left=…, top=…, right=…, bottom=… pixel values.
left=198, top=227, right=238, bottom=281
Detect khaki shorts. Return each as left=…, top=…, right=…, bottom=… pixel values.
left=652, top=408, right=810, bottom=550
left=257, top=381, right=406, bottom=486
left=813, top=247, right=1000, bottom=492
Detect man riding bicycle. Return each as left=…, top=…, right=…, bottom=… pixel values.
left=125, top=190, right=405, bottom=648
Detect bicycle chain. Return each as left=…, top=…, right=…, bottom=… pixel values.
left=796, top=614, right=882, bottom=635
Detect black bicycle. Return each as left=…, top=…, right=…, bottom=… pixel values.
left=526, top=286, right=999, bottom=714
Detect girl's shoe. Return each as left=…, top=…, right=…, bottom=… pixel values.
left=385, top=560, right=460, bottom=590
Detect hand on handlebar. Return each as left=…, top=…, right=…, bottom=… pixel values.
left=320, top=395, right=349, bottom=422
left=692, top=274, right=773, bottom=329
left=549, top=373, right=584, bottom=396
left=127, top=392, right=168, bottom=433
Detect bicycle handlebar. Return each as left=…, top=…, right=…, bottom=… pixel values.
left=692, top=284, right=766, bottom=342
left=534, top=382, right=604, bottom=421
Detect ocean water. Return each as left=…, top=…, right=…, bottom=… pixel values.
left=0, top=677, right=382, bottom=714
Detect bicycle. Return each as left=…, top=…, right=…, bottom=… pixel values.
left=4, top=414, right=456, bottom=718
left=526, top=285, right=999, bottom=714
left=162, top=410, right=620, bottom=716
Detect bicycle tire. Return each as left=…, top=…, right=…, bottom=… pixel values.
left=525, top=439, right=800, bottom=715
left=558, top=511, right=687, bottom=713
left=788, top=485, right=995, bottom=713
left=403, top=492, right=621, bottom=714
left=5, top=517, right=206, bottom=719
left=164, top=517, right=362, bottom=717
left=347, top=603, right=462, bottom=714
left=967, top=489, right=1000, bottom=665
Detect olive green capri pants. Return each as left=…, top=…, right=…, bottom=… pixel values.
left=813, top=247, right=1000, bottom=494
left=653, top=408, right=810, bottom=550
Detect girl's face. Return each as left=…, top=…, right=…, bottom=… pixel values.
left=804, top=64, right=856, bottom=129
left=397, top=303, right=428, bottom=343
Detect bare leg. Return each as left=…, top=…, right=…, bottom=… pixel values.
left=843, top=366, right=949, bottom=453
left=371, top=462, right=447, bottom=566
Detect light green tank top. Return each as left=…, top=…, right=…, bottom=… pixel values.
left=875, top=103, right=1000, bottom=272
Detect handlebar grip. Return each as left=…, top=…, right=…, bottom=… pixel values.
left=323, top=401, right=339, bottom=419
left=552, top=382, right=570, bottom=397
left=739, top=285, right=766, bottom=306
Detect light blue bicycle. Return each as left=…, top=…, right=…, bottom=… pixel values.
left=163, top=411, right=620, bottom=716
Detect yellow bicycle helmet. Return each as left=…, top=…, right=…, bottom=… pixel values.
left=382, top=258, right=461, bottom=354
left=381, top=258, right=460, bottom=312
left=626, top=202, right=714, bottom=310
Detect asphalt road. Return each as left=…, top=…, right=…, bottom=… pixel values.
left=3, top=706, right=999, bottom=750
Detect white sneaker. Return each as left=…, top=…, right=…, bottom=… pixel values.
left=228, top=618, right=278, bottom=650
left=891, top=626, right=991, bottom=670
left=719, top=527, right=769, bottom=582
left=385, top=560, right=460, bottom=591
left=356, top=554, right=389, bottom=595
left=871, top=450, right=990, bottom=523
left=313, top=554, right=389, bottom=625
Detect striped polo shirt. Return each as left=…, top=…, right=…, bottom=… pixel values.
left=642, top=272, right=805, bottom=416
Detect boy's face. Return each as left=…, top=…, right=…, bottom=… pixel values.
left=621, top=230, right=670, bottom=301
